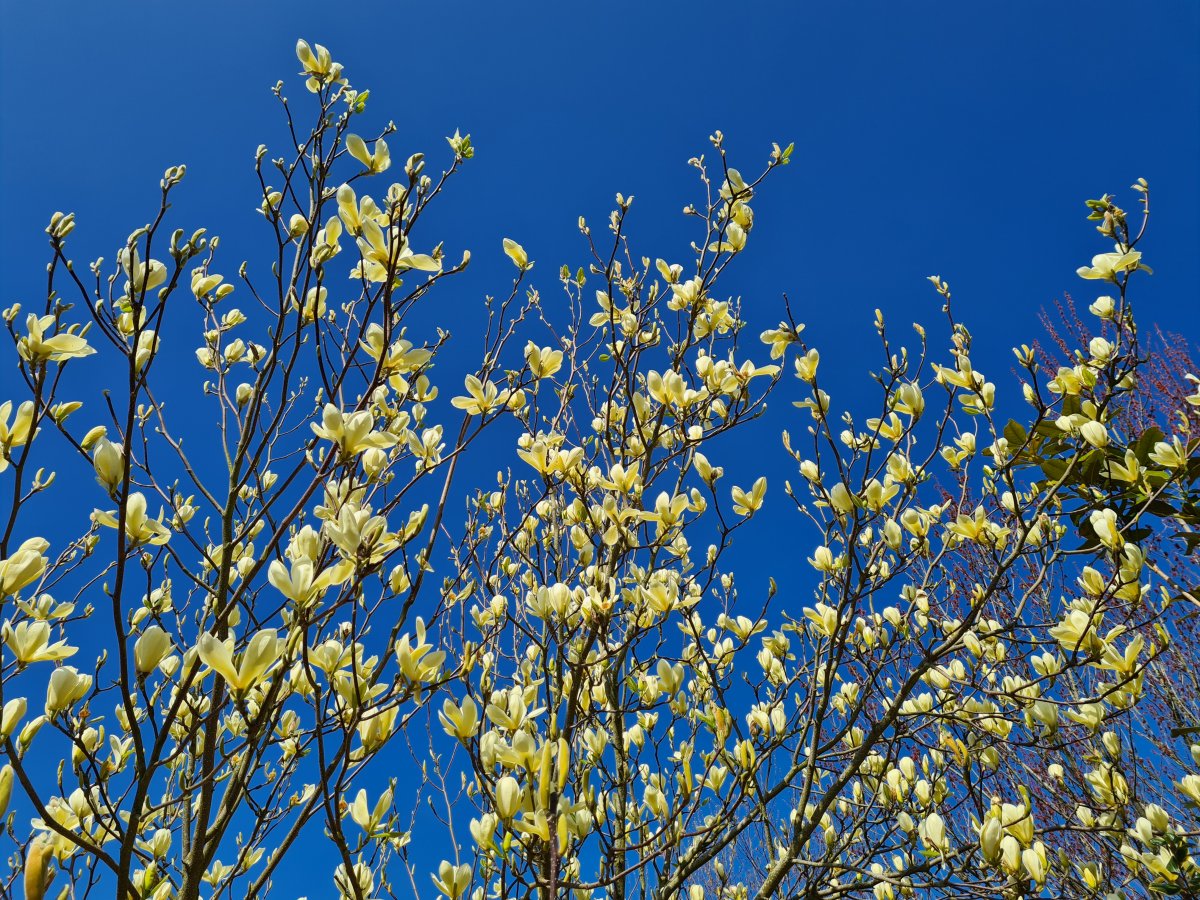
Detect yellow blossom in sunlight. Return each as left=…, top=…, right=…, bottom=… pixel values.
left=91, top=492, right=172, bottom=546
left=1148, top=436, right=1188, bottom=469
left=349, top=785, right=393, bottom=835
left=1076, top=246, right=1150, bottom=282
left=23, top=833, right=56, bottom=900
left=311, top=405, right=398, bottom=456
left=794, top=348, right=819, bottom=383
left=432, top=860, right=472, bottom=899
left=1089, top=508, right=1123, bottom=550
left=1178, top=775, right=1200, bottom=805
left=0, top=698, right=26, bottom=739
left=0, top=400, right=36, bottom=471
left=921, top=812, right=949, bottom=852
left=198, top=630, right=284, bottom=693
left=295, top=39, right=343, bottom=92
left=310, top=215, right=343, bottom=266
left=524, top=341, right=564, bottom=379
left=290, top=285, right=328, bottom=324
left=439, top=695, right=480, bottom=741
left=807, top=546, right=838, bottom=573
left=18, top=314, right=94, bottom=364
left=345, top=134, right=391, bottom=174
left=364, top=330, right=432, bottom=379
left=267, top=556, right=354, bottom=608
left=190, top=268, right=232, bottom=301
left=0, top=764, right=11, bottom=819
left=502, top=238, right=532, bottom=271
left=91, top=437, right=124, bottom=494
left=805, top=603, right=843, bottom=638
left=336, top=184, right=387, bottom=235
left=357, top=703, right=398, bottom=753
left=2, top=620, right=76, bottom=664
left=494, top=775, right=523, bottom=820
left=707, top=221, right=748, bottom=254
left=45, top=666, right=91, bottom=715
left=118, top=246, right=168, bottom=301
left=352, top=218, right=439, bottom=281
left=0, top=537, right=49, bottom=596
left=395, top=619, right=446, bottom=685
left=759, top=322, right=802, bottom=359
left=1078, top=420, right=1109, bottom=448
left=730, top=477, right=767, bottom=516
left=450, top=375, right=510, bottom=416
left=134, top=625, right=173, bottom=674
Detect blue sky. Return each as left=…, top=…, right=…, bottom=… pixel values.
left=4, top=0, right=1195, bottom=599
left=2, top=1, right=1197, bottom=396
left=2, top=0, right=1198, bottom=894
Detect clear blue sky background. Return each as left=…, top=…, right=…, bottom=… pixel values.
left=2, top=1, right=1198, bottom=895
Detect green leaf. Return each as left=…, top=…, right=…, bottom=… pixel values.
left=1003, top=419, right=1027, bottom=447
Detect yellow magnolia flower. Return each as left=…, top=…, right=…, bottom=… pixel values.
left=45, top=665, right=92, bottom=714
left=1089, top=508, right=1123, bottom=550
left=349, top=785, right=393, bottom=835
left=292, top=285, right=328, bottom=324
left=352, top=219, right=439, bottom=282
left=0, top=537, right=49, bottom=596
left=707, top=221, right=748, bottom=254
left=894, top=382, right=925, bottom=418
left=731, top=477, right=767, bottom=516
left=198, top=629, right=284, bottom=692
left=1021, top=842, right=1049, bottom=885
left=921, top=812, right=948, bottom=852
left=1078, top=420, right=1109, bottom=448
left=267, top=556, right=353, bottom=607
left=92, top=493, right=172, bottom=546
left=18, top=314, right=95, bottom=364
left=360, top=323, right=432, bottom=374
left=394, top=619, right=446, bottom=685
left=134, top=625, right=173, bottom=674
left=0, top=764, right=11, bottom=819
left=190, top=269, right=230, bottom=300
left=494, top=775, right=524, bottom=820
left=804, top=603, right=840, bottom=637
left=432, top=861, right=472, bottom=900
left=1148, top=436, right=1188, bottom=469
left=345, top=134, right=391, bottom=174
left=310, top=216, right=344, bottom=266
left=118, top=247, right=168, bottom=300
left=23, top=833, right=56, bottom=900
left=807, top=546, right=838, bottom=573
left=1076, top=246, right=1150, bottom=282
left=1178, top=774, right=1200, bottom=805
left=451, top=376, right=510, bottom=417
left=980, top=816, right=1003, bottom=861
left=759, top=322, right=802, bottom=359
left=295, top=39, right=344, bottom=92
left=1, top=620, right=76, bottom=664
left=311, top=405, right=398, bottom=456
left=0, top=400, right=36, bottom=471
left=1, top=698, right=27, bottom=737
left=793, top=348, right=820, bottom=384
left=439, top=695, right=479, bottom=741
left=91, top=438, right=124, bottom=494
left=357, top=703, right=397, bottom=752
left=336, top=184, right=387, bottom=235
left=524, top=341, right=564, bottom=379
left=1049, top=604, right=1102, bottom=654
left=502, top=238, right=532, bottom=271
left=517, top=438, right=582, bottom=478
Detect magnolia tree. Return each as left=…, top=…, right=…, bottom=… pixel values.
left=1, top=40, right=1198, bottom=900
